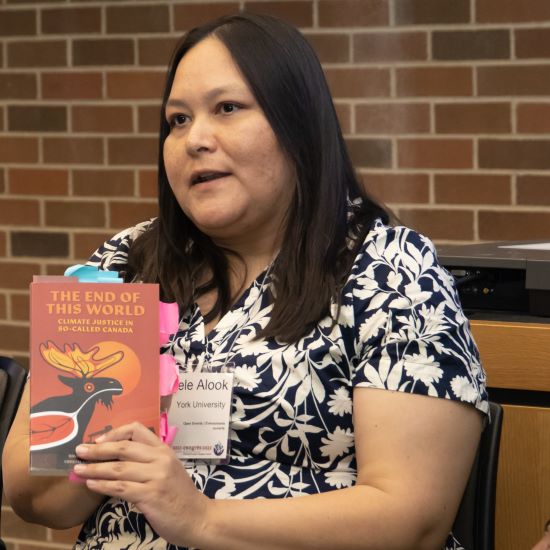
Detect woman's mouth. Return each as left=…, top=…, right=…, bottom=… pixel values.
left=191, top=172, right=231, bottom=185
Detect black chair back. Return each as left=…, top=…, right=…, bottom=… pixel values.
left=453, top=401, right=504, bottom=550
left=0, top=356, right=26, bottom=550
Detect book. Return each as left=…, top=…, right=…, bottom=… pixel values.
left=29, top=278, right=160, bottom=474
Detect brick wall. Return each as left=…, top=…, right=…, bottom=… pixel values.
left=2, top=0, right=550, bottom=548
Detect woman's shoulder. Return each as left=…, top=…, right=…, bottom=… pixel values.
left=352, top=219, right=443, bottom=275
left=87, top=219, right=155, bottom=271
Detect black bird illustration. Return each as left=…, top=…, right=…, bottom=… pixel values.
left=30, top=341, right=124, bottom=468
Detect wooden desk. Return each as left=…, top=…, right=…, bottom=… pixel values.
left=471, top=320, right=550, bottom=550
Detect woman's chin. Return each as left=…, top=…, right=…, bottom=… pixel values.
left=192, top=215, right=246, bottom=239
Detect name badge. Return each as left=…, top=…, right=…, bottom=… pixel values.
left=169, top=372, right=234, bottom=460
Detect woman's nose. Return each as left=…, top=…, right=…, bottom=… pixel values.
left=185, top=116, right=216, bottom=156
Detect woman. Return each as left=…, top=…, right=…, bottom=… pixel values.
left=4, top=13, right=488, bottom=550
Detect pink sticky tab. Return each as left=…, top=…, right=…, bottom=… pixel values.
left=159, top=354, right=179, bottom=396
left=160, top=412, right=178, bottom=445
left=164, top=425, right=178, bottom=446
left=159, top=302, right=179, bottom=346
left=69, top=471, right=86, bottom=484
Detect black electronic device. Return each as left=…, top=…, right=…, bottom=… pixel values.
left=437, top=241, right=550, bottom=317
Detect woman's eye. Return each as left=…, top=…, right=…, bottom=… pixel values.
left=169, top=114, right=188, bottom=128
left=220, top=103, right=239, bottom=115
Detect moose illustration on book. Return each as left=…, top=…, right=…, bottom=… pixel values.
left=30, top=341, right=124, bottom=466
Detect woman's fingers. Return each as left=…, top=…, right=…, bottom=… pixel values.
left=96, top=421, right=163, bottom=446
left=75, top=422, right=164, bottom=463
left=83, top=477, right=146, bottom=503
left=74, top=459, right=152, bottom=483
left=76, top=439, right=155, bottom=463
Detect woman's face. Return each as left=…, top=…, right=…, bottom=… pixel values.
left=163, top=37, right=295, bottom=247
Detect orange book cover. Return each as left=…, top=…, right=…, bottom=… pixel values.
left=29, top=280, right=160, bottom=474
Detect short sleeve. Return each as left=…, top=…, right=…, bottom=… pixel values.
left=349, top=223, right=489, bottom=416
left=86, top=219, right=153, bottom=273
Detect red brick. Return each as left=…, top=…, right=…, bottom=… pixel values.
left=0, top=137, right=38, bottom=163
left=9, top=168, right=69, bottom=196
left=10, top=293, right=30, bottom=322
left=138, top=37, right=179, bottom=66
left=477, top=0, right=550, bottom=23
left=319, top=0, right=389, bottom=27
left=45, top=200, right=105, bottom=228
left=356, top=103, right=430, bottom=134
left=435, top=103, right=511, bottom=134
left=479, top=211, right=550, bottom=240
left=433, top=30, right=510, bottom=60
left=517, top=176, right=550, bottom=206
left=354, top=32, right=427, bottom=62
left=398, top=209, right=474, bottom=241
left=73, top=231, right=117, bottom=260
left=106, top=4, right=170, bottom=33
left=515, top=29, right=550, bottom=59
left=0, top=72, right=37, bottom=99
left=8, top=105, right=66, bottom=132
left=72, top=105, right=133, bottom=133
left=517, top=103, right=550, bottom=133
left=107, top=71, right=165, bottom=99
left=243, top=2, right=313, bottom=27
left=42, top=7, right=101, bottom=34
left=45, top=264, right=68, bottom=276
left=0, top=9, right=36, bottom=36
left=139, top=170, right=157, bottom=198
left=305, top=33, right=350, bottom=63
left=0, top=323, right=28, bottom=352
left=479, top=139, right=550, bottom=170
left=43, top=137, right=104, bottom=165
left=360, top=173, right=430, bottom=204
left=325, top=68, right=390, bottom=98
left=73, top=39, right=134, bottom=66
left=0, top=230, right=6, bottom=256
left=0, top=169, right=4, bottom=193
left=398, top=139, right=473, bottom=169
left=435, top=174, right=511, bottom=205
left=395, top=0, right=469, bottom=24
left=396, top=67, right=472, bottom=97
left=0, top=199, right=40, bottom=225
left=173, top=3, right=240, bottom=30
left=42, top=72, right=103, bottom=99
left=109, top=201, right=158, bottom=230
left=8, top=40, right=66, bottom=67
left=0, top=294, right=6, bottom=319
left=478, top=66, right=550, bottom=96
left=73, top=169, right=134, bottom=197
left=345, top=138, right=391, bottom=168
left=334, top=102, right=351, bottom=134
left=12, top=231, right=69, bottom=258
left=138, top=105, right=162, bottom=133
left=108, top=137, right=158, bottom=166
left=0, top=261, right=40, bottom=290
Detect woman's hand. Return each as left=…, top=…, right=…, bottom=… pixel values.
left=73, top=422, right=209, bottom=547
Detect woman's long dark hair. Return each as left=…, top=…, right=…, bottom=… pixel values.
left=127, top=12, right=389, bottom=343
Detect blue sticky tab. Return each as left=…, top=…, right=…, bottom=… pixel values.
left=64, top=264, right=123, bottom=283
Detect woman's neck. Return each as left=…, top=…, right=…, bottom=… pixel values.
left=213, top=232, right=281, bottom=284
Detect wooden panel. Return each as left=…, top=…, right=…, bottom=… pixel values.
left=470, top=320, right=550, bottom=391
left=495, top=404, right=550, bottom=550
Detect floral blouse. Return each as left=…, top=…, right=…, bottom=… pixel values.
left=75, top=218, right=488, bottom=550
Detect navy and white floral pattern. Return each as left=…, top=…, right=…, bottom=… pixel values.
left=75, top=218, right=487, bottom=550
